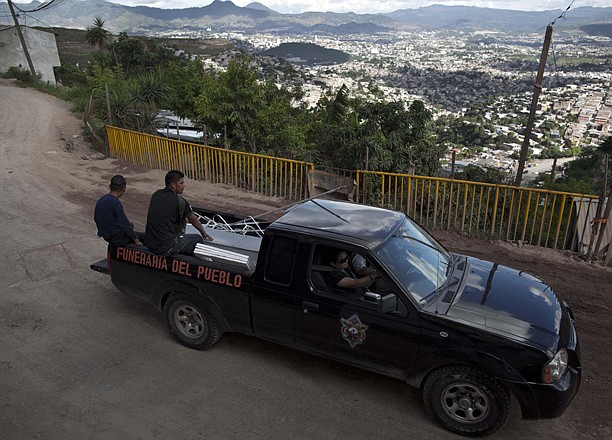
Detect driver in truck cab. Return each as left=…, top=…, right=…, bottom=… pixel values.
left=325, top=249, right=379, bottom=297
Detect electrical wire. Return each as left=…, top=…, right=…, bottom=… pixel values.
left=12, top=0, right=70, bottom=14
left=550, top=0, right=575, bottom=26
left=547, top=1, right=575, bottom=86
left=4, top=0, right=70, bottom=28
left=549, top=39, right=562, bottom=87
left=18, top=11, right=55, bottom=28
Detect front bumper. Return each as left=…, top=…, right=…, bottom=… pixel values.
left=505, top=364, right=581, bottom=419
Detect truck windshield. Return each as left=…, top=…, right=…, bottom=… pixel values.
left=376, top=217, right=452, bottom=302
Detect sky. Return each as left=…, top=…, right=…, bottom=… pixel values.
left=8, top=0, right=612, bottom=15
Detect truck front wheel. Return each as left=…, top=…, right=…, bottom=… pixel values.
left=422, top=365, right=510, bottom=437
left=164, top=293, right=222, bottom=350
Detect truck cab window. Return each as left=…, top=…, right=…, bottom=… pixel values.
left=310, top=246, right=373, bottom=298
left=264, top=235, right=298, bottom=285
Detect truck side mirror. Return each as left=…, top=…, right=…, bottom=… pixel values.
left=378, top=293, right=397, bottom=314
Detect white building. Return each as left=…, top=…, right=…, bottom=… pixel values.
left=0, top=25, right=61, bottom=83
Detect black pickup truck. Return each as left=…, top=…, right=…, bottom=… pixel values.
left=91, top=199, right=581, bottom=437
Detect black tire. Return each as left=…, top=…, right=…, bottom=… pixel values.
left=164, top=293, right=222, bottom=350
left=422, top=365, right=510, bottom=437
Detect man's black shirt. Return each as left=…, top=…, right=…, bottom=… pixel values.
left=145, top=188, right=193, bottom=254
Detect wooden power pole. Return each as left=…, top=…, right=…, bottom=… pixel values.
left=7, top=0, right=37, bottom=79
left=514, top=25, right=553, bottom=186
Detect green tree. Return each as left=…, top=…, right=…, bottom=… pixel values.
left=85, top=17, right=110, bottom=52
left=436, top=116, right=491, bottom=153
left=165, top=60, right=206, bottom=122
left=555, top=136, right=612, bottom=195
left=325, top=84, right=350, bottom=125
left=106, top=33, right=178, bottom=77
left=88, top=64, right=171, bottom=133
left=309, top=85, right=441, bottom=175
left=87, top=63, right=128, bottom=121
left=256, top=80, right=307, bottom=156
left=108, top=33, right=146, bottom=77
left=129, top=67, right=172, bottom=132
left=195, top=55, right=264, bottom=152
left=456, top=165, right=511, bottom=184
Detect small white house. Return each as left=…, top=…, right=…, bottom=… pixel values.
left=0, top=25, right=61, bottom=84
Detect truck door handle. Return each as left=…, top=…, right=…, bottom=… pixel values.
left=301, top=301, right=319, bottom=312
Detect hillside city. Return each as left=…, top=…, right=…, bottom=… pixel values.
left=3, top=0, right=608, bottom=184
left=156, top=25, right=611, bottom=181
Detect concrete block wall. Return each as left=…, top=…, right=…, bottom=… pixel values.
left=0, top=26, right=61, bottom=84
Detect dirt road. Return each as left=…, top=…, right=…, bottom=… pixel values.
left=1, top=80, right=610, bottom=439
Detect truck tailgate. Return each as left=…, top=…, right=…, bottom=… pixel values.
left=90, top=258, right=109, bottom=274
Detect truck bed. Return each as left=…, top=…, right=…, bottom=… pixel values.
left=186, top=224, right=261, bottom=271
left=91, top=208, right=267, bottom=276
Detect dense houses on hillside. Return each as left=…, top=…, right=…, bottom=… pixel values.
left=223, top=29, right=611, bottom=171
left=155, top=27, right=611, bottom=159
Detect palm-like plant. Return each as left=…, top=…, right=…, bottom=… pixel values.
left=325, top=84, right=350, bottom=125
left=85, top=17, right=110, bottom=52
left=129, top=68, right=172, bottom=132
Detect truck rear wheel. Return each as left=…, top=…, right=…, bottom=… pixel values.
left=422, top=365, right=510, bottom=437
left=164, top=293, right=222, bottom=350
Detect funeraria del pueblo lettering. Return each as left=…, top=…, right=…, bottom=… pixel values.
left=115, top=247, right=242, bottom=288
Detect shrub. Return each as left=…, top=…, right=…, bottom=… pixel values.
left=3, top=66, right=36, bottom=82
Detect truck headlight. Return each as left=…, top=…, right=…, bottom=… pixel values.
left=543, top=348, right=568, bottom=384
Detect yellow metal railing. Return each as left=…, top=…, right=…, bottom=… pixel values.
left=356, top=170, right=600, bottom=251
left=107, top=126, right=314, bottom=201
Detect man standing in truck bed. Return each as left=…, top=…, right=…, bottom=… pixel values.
left=145, top=170, right=213, bottom=256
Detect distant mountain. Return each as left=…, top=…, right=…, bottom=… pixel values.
left=126, top=0, right=270, bottom=20
left=261, top=42, right=350, bottom=65
left=1, top=1, right=610, bottom=36
left=385, top=5, right=612, bottom=33
left=335, top=21, right=389, bottom=34
left=580, top=23, right=612, bottom=38
left=245, top=2, right=278, bottom=14
left=307, top=21, right=389, bottom=36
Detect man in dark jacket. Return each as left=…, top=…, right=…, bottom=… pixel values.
left=94, top=175, right=142, bottom=247
left=145, top=170, right=213, bottom=256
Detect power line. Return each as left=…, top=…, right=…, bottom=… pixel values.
left=5, top=0, right=37, bottom=78
left=3, top=0, right=70, bottom=27
left=546, top=1, right=575, bottom=88
left=12, top=0, right=69, bottom=14
left=550, top=0, right=575, bottom=26
left=19, top=10, right=55, bottom=28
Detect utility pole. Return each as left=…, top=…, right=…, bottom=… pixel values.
left=551, top=155, right=558, bottom=181
left=104, top=84, right=113, bottom=126
left=7, top=0, right=37, bottom=79
left=450, top=148, right=458, bottom=179
left=591, top=190, right=611, bottom=262
left=514, top=25, right=553, bottom=186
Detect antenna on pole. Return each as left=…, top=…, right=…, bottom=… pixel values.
left=7, top=0, right=37, bottom=80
